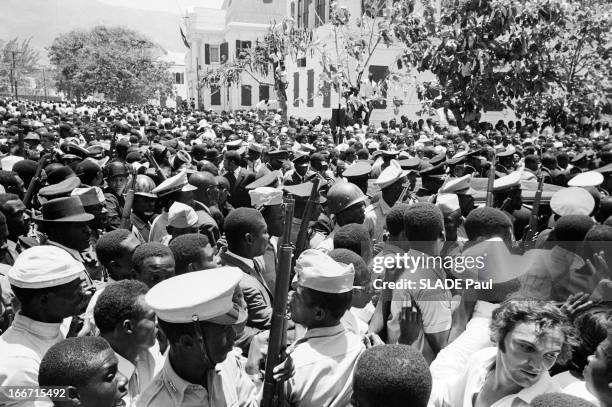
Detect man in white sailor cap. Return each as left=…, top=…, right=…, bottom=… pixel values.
left=160, top=201, right=199, bottom=246
left=0, top=246, right=88, bottom=406
left=367, top=160, right=408, bottom=242
left=148, top=170, right=198, bottom=243
left=137, top=267, right=260, bottom=407
left=280, top=249, right=365, bottom=407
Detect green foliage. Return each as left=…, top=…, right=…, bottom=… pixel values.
left=407, top=0, right=612, bottom=123
left=48, top=26, right=174, bottom=103
left=0, top=37, right=40, bottom=94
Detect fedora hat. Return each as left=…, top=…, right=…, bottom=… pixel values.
left=35, top=196, right=94, bottom=223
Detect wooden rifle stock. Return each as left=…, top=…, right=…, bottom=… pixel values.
left=485, top=152, right=496, bottom=207
left=294, top=178, right=320, bottom=259
left=145, top=151, right=167, bottom=181
left=22, top=154, right=48, bottom=209
left=521, top=174, right=544, bottom=251
left=120, top=172, right=138, bottom=230
left=262, top=198, right=295, bottom=407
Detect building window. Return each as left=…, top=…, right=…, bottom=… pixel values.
left=307, top=69, right=314, bottom=107
left=297, top=57, right=307, bottom=68
left=259, top=84, right=270, bottom=101
left=175, top=72, right=184, bottom=84
left=303, top=0, right=310, bottom=28
left=293, top=72, right=300, bottom=107
left=315, top=0, right=326, bottom=26
left=236, top=40, right=252, bottom=58
left=241, top=84, right=252, bottom=106
left=297, top=0, right=304, bottom=28
left=369, top=65, right=388, bottom=109
left=211, top=86, right=221, bottom=105
left=210, top=45, right=219, bottom=63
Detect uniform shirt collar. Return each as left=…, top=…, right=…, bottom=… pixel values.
left=226, top=250, right=255, bottom=270
left=379, top=196, right=392, bottom=215
left=12, top=312, right=64, bottom=340
left=233, top=166, right=241, bottom=178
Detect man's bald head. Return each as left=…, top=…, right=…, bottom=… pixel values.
left=189, top=171, right=219, bottom=206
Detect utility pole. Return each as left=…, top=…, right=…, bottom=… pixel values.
left=196, top=56, right=201, bottom=110
left=10, top=50, right=24, bottom=100
left=42, top=67, right=48, bottom=98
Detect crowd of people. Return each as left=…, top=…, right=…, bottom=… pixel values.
left=0, top=96, right=610, bottom=407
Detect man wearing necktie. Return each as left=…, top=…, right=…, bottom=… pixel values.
left=218, top=207, right=274, bottom=354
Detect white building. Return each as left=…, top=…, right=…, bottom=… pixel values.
left=157, top=51, right=187, bottom=108
left=184, top=0, right=288, bottom=111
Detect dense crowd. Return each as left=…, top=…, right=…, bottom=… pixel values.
left=0, top=97, right=610, bottom=407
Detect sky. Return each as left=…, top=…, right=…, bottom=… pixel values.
left=97, top=0, right=224, bottom=13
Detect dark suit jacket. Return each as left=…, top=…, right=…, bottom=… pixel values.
left=226, top=168, right=256, bottom=209
left=219, top=251, right=273, bottom=353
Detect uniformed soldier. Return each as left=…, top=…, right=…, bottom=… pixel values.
left=415, top=163, right=446, bottom=201
left=342, top=161, right=372, bottom=196
left=256, top=149, right=289, bottom=180
left=569, top=151, right=589, bottom=177
left=103, top=160, right=131, bottom=231
left=0, top=246, right=87, bottom=405
left=314, top=182, right=376, bottom=252
left=282, top=249, right=366, bottom=406
left=283, top=151, right=314, bottom=186
left=438, top=173, right=478, bottom=222
left=246, top=143, right=264, bottom=173
left=131, top=175, right=157, bottom=243
left=492, top=171, right=524, bottom=225
left=368, top=160, right=408, bottom=242
left=137, top=267, right=260, bottom=407
left=496, top=148, right=516, bottom=176
left=398, top=156, right=422, bottom=195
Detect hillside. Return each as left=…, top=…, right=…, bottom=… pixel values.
left=0, top=0, right=187, bottom=63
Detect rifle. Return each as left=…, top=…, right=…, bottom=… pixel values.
left=261, top=198, right=295, bottom=407
left=120, top=171, right=138, bottom=230
left=22, top=154, right=48, bottom=209
left=293, top=178, right=320, bottom=259
left=521, top=174, right=544, bottom=252
left=144, top=150, right=167, bottom=181
left=485, top=152, right=496, bottom=207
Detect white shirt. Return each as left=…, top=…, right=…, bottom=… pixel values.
left=430, top=301, right=498, bottom=381
left=0, top=313, right=62, bottom=407
left=429, top=347, right=561, bottom=407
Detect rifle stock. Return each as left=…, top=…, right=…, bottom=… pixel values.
left=521, top=174, right=544, bottom=251
left=294, top=178, right=320, bottom=258
left=262, top=198, right=295, bottom=407
left=120, top=172, right=138, bottom=230
left=22, top=154, right=48, bottom=209
left=145, top=151, right=167, bottom=181
left=485, top=152, right=496, bottom=207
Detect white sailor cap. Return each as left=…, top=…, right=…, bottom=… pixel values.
left=374, top=160, right=407, bottom=189
left=493, top=171, right=522, bottom=192
left=168, top=201, right=198, bottom=228
left=151, top=170, right=197, bottom=197
left=249, top=187, right=283, bottom=210
left=292, top=249, right=354, bottom=294
left=567, top=171, right=604, bottom=188
left=145, top=267, right=247, bottom=325
left=8, top=246, right=84, bottom=289
left=550, top=187, right=595, bottom=216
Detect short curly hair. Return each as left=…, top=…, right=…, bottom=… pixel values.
left=386, top=203, right=410, bottom=236
left=168, top=233, right=210, bottom=275
left=94, top=279, right=149, bottom=334
left=333, top=223, right=370, bottom=257
left=132, top=242, right=173, bottom=272
left=353, top=344, right=432, bottom=407
left=95, top=229, right=133, bottom=268
left=403, top=202, right=443, bottom=242
left=489, top=299, right=578, bottom=365
left=465, top=207, right=512, bottom=241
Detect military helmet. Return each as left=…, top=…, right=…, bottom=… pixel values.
left=326, top=181, right=366, bottom=215
left=134, top=174, right=157, bottom=198
left=104, top=160, right=130, bottom=179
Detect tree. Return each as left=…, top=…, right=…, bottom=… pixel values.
left=0, top=37, right=40, bottom=96
left=406, top=0, right=612, bottom=124
left=48, top=26, right=174, bottom=103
